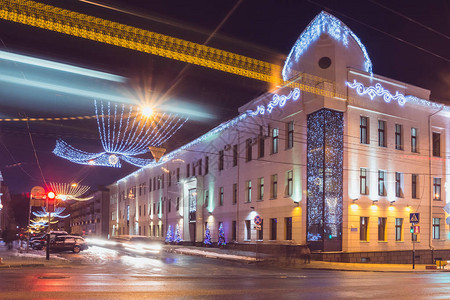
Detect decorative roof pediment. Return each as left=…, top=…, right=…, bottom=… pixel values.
left=282, top=11, right=373, bottom=80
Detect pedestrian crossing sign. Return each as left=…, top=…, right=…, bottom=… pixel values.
left=410, top=213, right=419, bottom=224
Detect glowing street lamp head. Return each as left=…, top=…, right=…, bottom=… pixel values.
left=108, top=154, right=119, bottom=165
left=47, top=191, right=56, bottom=199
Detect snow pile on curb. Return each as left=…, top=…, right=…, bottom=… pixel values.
left=172, top=248, right=261, bottom=262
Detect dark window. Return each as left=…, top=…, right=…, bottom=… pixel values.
left=233, top=144, right=238, bottom=166
left=232, top=220, right=237, bottom=241
left=219, top=187, right=224, bottom=206
left=395, top=172, right=402, bottom=197
left=246, top=180, right=252, bottom=202
left=271, top=174, right=278, bottom=198
left=258, top=177, right=264, bottom=200
left=270, top=218, right=277, bottom=240
left=153, top=177, right=156, bottom=190
left=186, top=164, right=190, bottom=178
left=245, top=220, right=251, bottom=240
left=139, top=205, right=141, bottom=217
left=258, top=220, right=263, bottom=240
left=176, top=168, right=180, bottom=182
left=176, top=197, right=180, bottom=211
left=198, top=159, right=202, bottom=176
left=395, top=218, right=402, bottom=241
left=287, top=121, right=294, bottom=149
left=192, top=162, right=196, bottom=176
left=395, top=124, right=403, bottom=150
left=272, top=128, right=279, bottom=154
left=285, top=217, right=292, bottom=240
left=433, top=132, right=440, bottom=157
left=157, top=177, right=161, bottom=190
left=360, top=168, right=368, bottom=195
left=433, top=218, right=440, bottom=239
left=286, top=171, right=293, bottom=196
left=433, top=178, right=441, bottom=200
left=412, top=174, right=418, bottom=199
left=205, top=157, right=209, bottom=174
left=378, top=217, right=386, bottom=241
left=219, top=150, right=224, bottom=171
left=411, top=128, right=418, bottom=153
left=378, top=120, right=386, bottom=147
left=143, top=204, right=146, bottom=216
left=204, top=190, right=209, bottom=208
left=246, top=138, right=252, bottom=162
left=258, top=136, right=265, bottom=158
left=360, top=116, right=369, bottom=144
left=378, top=170, right=385, bottom=196
left=232, top=183, right=237, bottom=204
left=161, top=174, right=164, bottom=189
left=168, top=171, right=172, bottom=187
left=168, top=199, right=171, bottom=213
left=360, top=217, right=369, bottom=241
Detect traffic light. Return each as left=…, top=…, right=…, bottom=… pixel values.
left=410, top=226, right=414, bottom=233
left=47, top=191, right=56, bottom=212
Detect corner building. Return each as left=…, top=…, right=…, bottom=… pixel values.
left=109, top=12, right=449, bottom=262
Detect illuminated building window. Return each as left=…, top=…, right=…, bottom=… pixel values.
left=270, top=218, right=277, bottom=240
left=378, top=120, right=386, bottom=147
left=433, top=218, right=440, bottom=239
left=232, top=221, right=237, bottom=241
left=395, top=124, right=403, bottom=150
left=257, top=177, right=264, bottom=200
left=271, top=174, right=278, bottom=199
left=432, top=132, right=441, bottom=157
left=232, top=183, right=238, bottom=204
left=286, top=170, right=293, bottom=196
left=204, top=190, right=209, bottom=208
left=272, top=128, right=279, bottom=154
left=246, top=180, right=252, bottom=203
left=176, top=168, right=180, bottom=182
left=360, top=116, right=369, bottom=144
left=205, top=157, right=209, bottom=175
left=218, top=150, right=224, bottom=171
left=285, top=217, right=292, bottom=240
left=219, top=187, right=224, bottom=206
left=233, top=144, right=238, bottom=166
left=395, top=218, right=403, bottom=241
left=378, top=217, right=386, bottom=241
left=258, top=219, right=263, bottom=240
left=395, top=172, right=403, bottom=197
left=433, top=178, right=441, bottom=200
left=412, top=174, right=418, bottom=199
left=287, top=121, right=294, bottom=149
left=378, top=170, right=385, bottom=196
left=360, top=217, right=369, bottom=241
left=411, top=128, right=418, bottom=153
left=246, top=138, right=253, bottom=162
left=360, top=168, right=368, bottom=195
left=245, top=220, right=251, bottom=240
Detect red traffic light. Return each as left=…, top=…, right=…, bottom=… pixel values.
left=47, top=191, right=56, bottom=199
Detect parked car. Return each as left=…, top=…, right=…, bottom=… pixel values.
left=31, top=231, right=68, bottom=250
left=51, top=235, right=87, bottom=253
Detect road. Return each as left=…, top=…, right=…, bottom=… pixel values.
left=1, top=246, right=450, bottom=299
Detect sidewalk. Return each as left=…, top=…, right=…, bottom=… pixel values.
left=0, top=243, right=69, bottom=268
left=166, top=245, right=448, bottom=272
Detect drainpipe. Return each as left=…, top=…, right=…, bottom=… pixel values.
left=428, top=105, right=443, bottom=257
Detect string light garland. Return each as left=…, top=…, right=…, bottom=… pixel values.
left=53, top=101, right=188, bottom=168
left=49, top=182, right=93, bottom=201
left=283, top=11, right=373, bottom=81
left=249, top=88, right=301, bottom=116
left=347, top=79, right=449, bottom=111
left=32, top=207, right=70, bottom=219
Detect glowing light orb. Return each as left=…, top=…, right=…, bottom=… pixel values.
left=109, top=154, right=119, bottom=165
left=141, top=106, right=154, bottom=117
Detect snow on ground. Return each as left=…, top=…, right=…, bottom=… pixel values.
left=172, top=248, right=261, bottom=262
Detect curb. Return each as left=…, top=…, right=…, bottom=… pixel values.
left=301, top=267, right=447, bottom=273
left=0, top=263, right=45, bottom=269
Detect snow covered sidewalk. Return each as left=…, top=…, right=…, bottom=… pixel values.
left=169, top=247, right=264, bottom=262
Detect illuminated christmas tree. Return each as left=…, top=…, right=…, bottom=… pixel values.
left=204, top=225, right=212, bottom=246
left=217, top=223, right=226, bottom=246
left=174, top=224, right=182, bottom=244
left=165, top=225, right=173, bottom=243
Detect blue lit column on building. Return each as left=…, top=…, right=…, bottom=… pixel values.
left=307, top=109, right=343, bottom=251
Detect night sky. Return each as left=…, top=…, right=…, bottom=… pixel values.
left=0, top=0, right=448, bottom=194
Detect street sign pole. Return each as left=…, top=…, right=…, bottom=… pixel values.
left=412, top=238, right=415, bottom=270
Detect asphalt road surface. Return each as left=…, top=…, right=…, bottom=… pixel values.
left=1, top=247, right=450, bottom=299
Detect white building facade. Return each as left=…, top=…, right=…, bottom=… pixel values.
left=108, top=12, right=449, bottom=260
